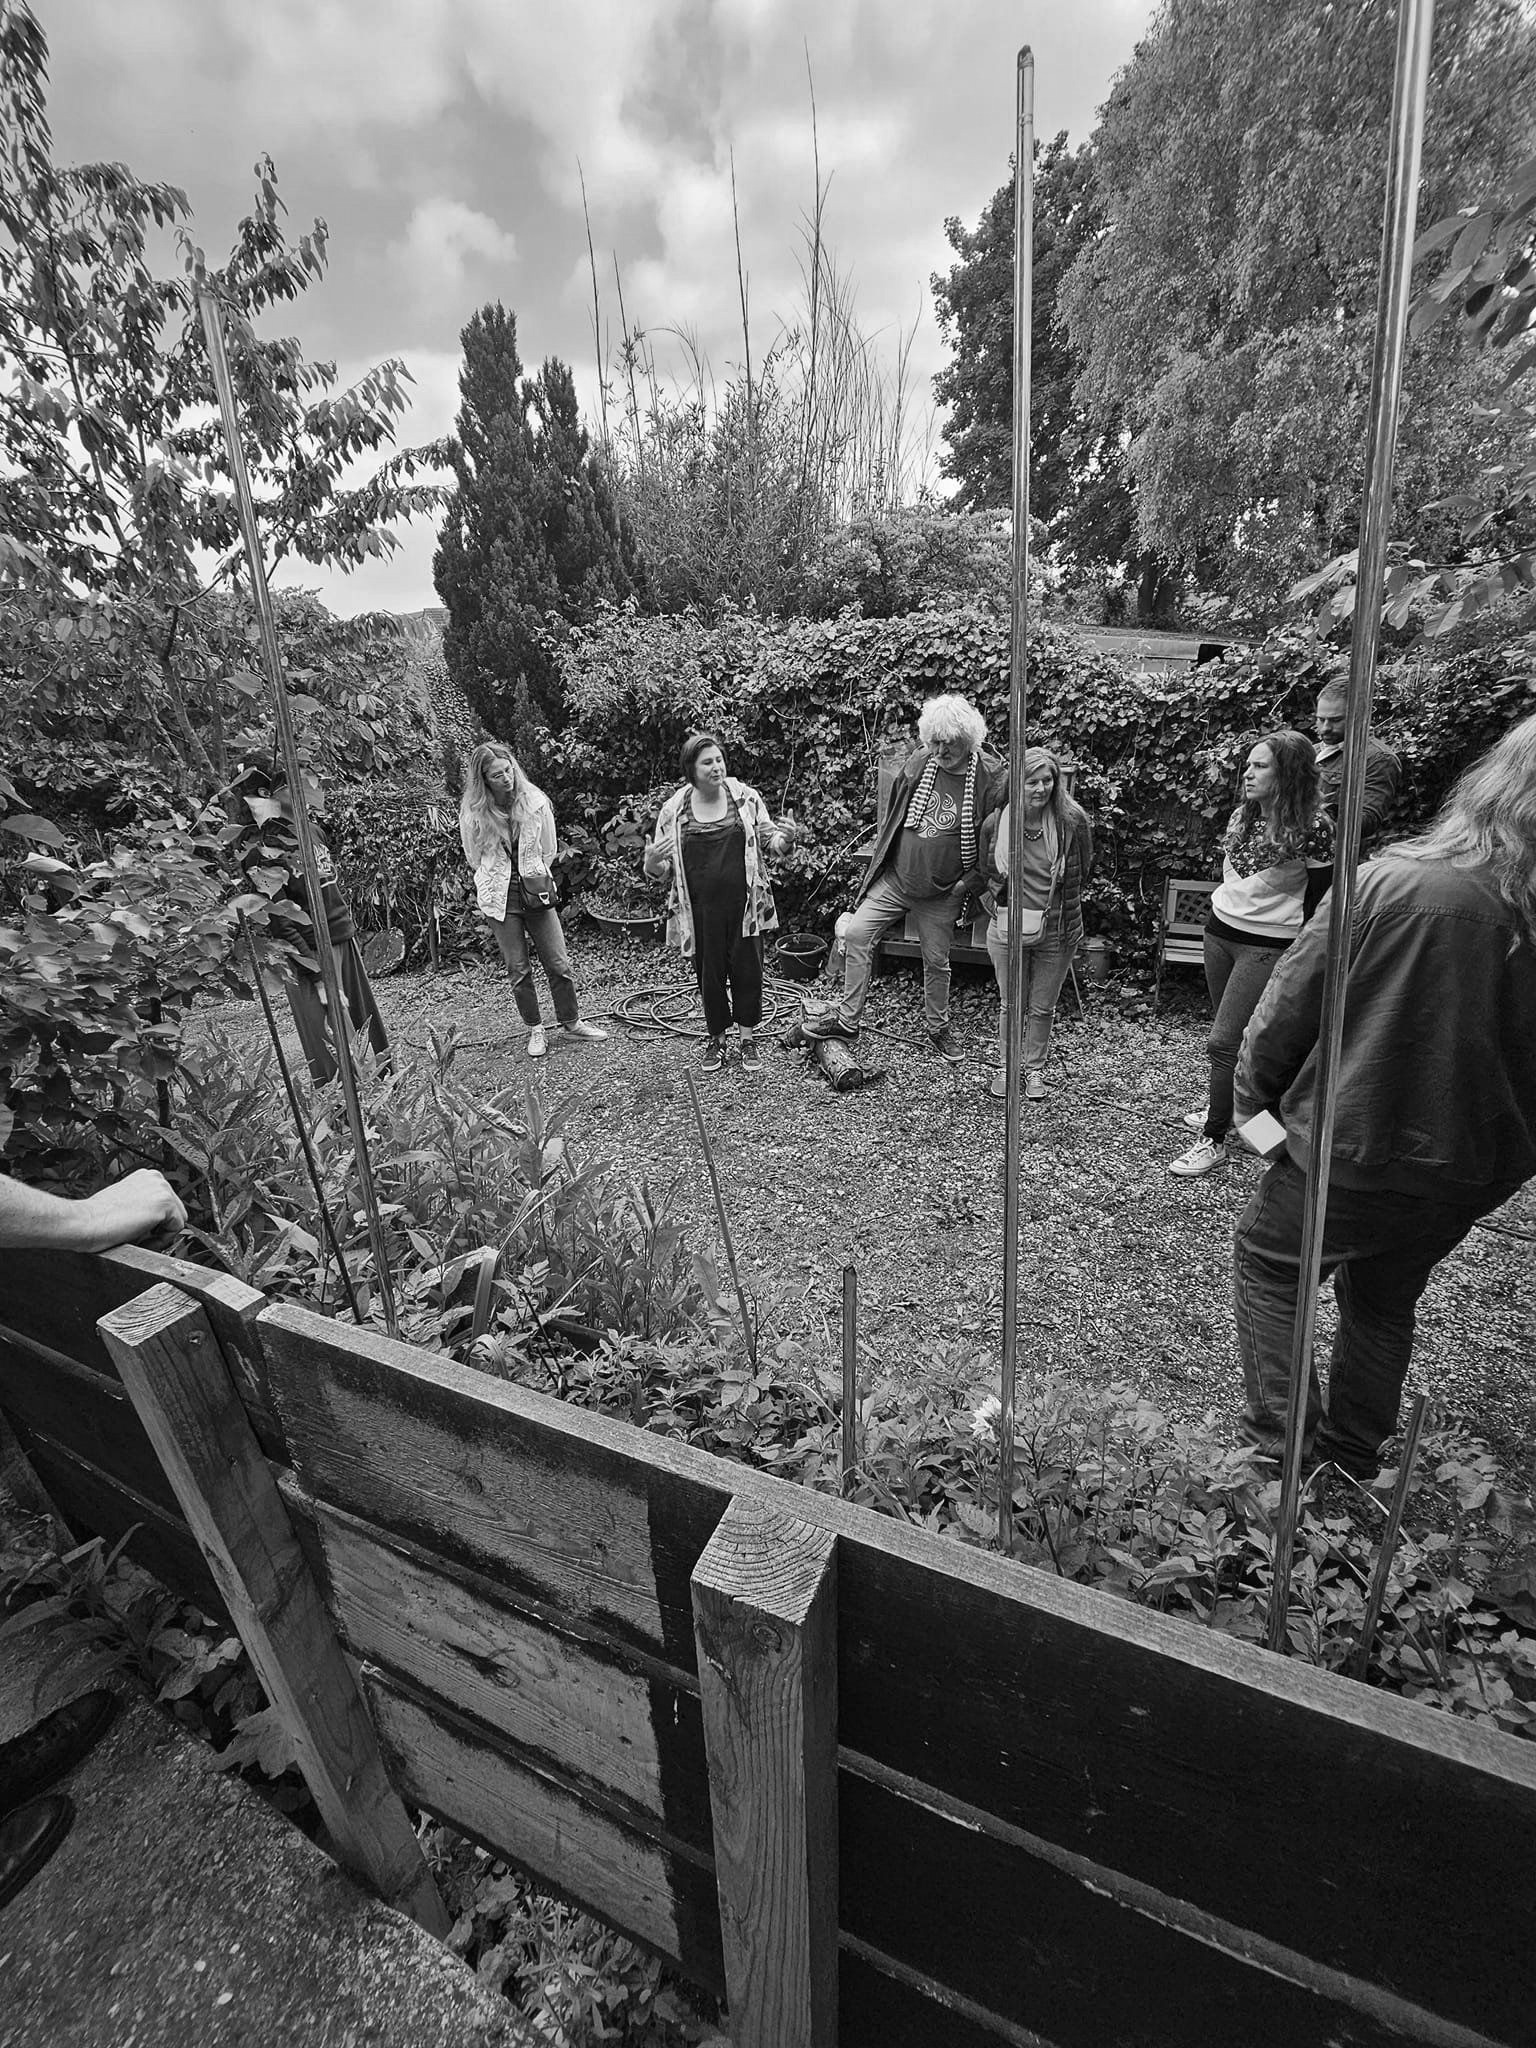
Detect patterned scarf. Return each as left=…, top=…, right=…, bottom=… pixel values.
left=904, top=752, right=979, bottom=870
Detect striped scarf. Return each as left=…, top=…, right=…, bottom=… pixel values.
left=904, top=752, right=979, bottom=871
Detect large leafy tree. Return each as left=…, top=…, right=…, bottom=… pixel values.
left=433, top=305, right=642, bottom=754
left=0, top=1, right=441, bottom=1188
left=1058, top=0, right=1536, bottom=620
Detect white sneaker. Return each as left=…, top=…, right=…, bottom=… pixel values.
left=564, top=1020, right=608, bottom=1042
left=527, top=1025, right=548, bottom=1058
left=1182, top=1109, right=1208, bottom=1131
left=1169, top=1137, right=1225, bottom=1177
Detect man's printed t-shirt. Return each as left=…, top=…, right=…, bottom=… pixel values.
left=893, top=765, right=968, bottom=898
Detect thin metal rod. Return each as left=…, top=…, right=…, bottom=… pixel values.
left=683, top=1071, right=756, bottom=1368
left=197, top=288, right=400, bottom=1337
left=1350, top=1392, right=1430, bottom=1683
left=1267, top=0, right=1434, bottom=1649
left=997, top=46, right=1035, bottom=1557
left=841, top=1264, right=858, bottom=1494
left=239, top=913, right=361, bottom=1323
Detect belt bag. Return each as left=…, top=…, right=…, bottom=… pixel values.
left=518, top=872, right=558, bottom=912
left=993, top=904, right=1045, bottom=943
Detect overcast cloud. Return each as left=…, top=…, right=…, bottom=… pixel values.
left=39, top=0, right=1155, bottom=614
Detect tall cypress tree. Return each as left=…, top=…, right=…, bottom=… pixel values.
left=433, top=304, right=642, bottom=758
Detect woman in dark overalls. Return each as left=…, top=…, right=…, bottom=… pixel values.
left=646, top=733, right=795, bottom=1074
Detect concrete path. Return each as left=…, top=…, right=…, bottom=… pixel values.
left=0, top=1611, right=530, bottom=2048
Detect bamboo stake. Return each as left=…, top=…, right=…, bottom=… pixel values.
left=1350, top=1393, right=1429, bottom=1683
left=997, top=47, right=1035, bottom=1557
left=841, top=1263, right=858, bottom=1494
left=683, top=1071, right=757, bottom=1369
left=1266, top=0, right=1434, bottom=1650
left=239, top=913, right=361, bottom=1324
left=197, top=288, right=399, bottom=1337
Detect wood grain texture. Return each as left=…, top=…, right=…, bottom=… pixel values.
left=0, top=1245, right=278, bottom=1452
left=255, top=1295, right=1536, bottom=2039
left=365, top=1670, right=725, bottom=1992
left=15, top=1432, right=227, bottom=1619
left=260, top=1300, right=732, bottom=1665
left=838, top=1943, right=1053, bottom=2048
left=99, top=1283, right=446, bottom=1936
left=307, top=1496, right=713, bottom=1851
left=838, top=1764, right=1495, bottom=2048
left=692, top=1496, right=838, bottom=2048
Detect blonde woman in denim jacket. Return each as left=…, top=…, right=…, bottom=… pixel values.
left=977, top=746, right=1093, bottom=1103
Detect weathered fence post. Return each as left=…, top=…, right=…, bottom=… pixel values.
left=690, top=1493, right=838, bottom=2048
left=98, top=1282, right=448, bottom=1937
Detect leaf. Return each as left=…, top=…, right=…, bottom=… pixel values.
left=1, top=813, right=68, bottom=847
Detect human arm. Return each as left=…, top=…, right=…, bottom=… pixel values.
left=0, top=1169, right=187, bottom=1252
left=1231, top=902, right=1334, bottom=1124
left=644, top=795, right=678, bottom=881
left=1359, top=744, right=1402, bottom=840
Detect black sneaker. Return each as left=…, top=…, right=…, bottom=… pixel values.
left=929, top=1026, right=963, bottom=1063
left=700, top=1035, right=726, bottom=1072
left=739, top=1034, right=761, bottom=1073
left=804, top=1012, right=859, bottom=1042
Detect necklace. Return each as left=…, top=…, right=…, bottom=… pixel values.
left=1019, top=820, right=1045, bottom=840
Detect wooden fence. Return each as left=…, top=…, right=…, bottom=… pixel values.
left=2, top=1244, right=1532, bottom=2047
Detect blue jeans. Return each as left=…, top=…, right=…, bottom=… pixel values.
left=1203, top=931, right=1285, bottom=1139
left=487, top=905, right=579, bottom=1028
left=1232, top=1155, right=1491, bottom=1476
left=836, top=873, right=968, bottom=1032
left=986, top=927, right=1075, bottom=1071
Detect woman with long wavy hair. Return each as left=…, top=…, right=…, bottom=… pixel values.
left=1169, top=728, right=1332, bottom=1177
left=977, top=745, right=1093, bottom=1102
left=459, top=742, right=607, bottom=1060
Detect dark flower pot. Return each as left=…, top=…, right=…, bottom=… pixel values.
left=773, top=930, right=829, bottom=980
left=586, top=907, right=665, bottom=941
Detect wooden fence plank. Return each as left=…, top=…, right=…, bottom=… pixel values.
left=98, top=1283, right=447, bottom=1937
left=838, top=1945, right=1046, bottom=2048
left=0, top=1330, right=185, bottom=1518
left=260, top=1303, right=730, bottom=1665
left=256, top=1298, right=1536, bottom=2039
left=304, top=1495, right=713, bottom=1853
left=365, top=1670, right=725, bottom=1993
left=838, top=1765, right=1494, bottom=2048
left=692, top=1495, right=838, bottom=2048
left=0, top=1246, right=279, bottom=1451
left=15, top=1433, right=228, bottom=1620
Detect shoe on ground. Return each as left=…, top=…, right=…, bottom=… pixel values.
left=1024, top=1068, right=1046, bottom=1101
left=929, top=1026, right=963, bottom=1063
left=1182, top=1108, right=1208, bottom=1131
left=1169, top=1137, right=1226, bottom=1177
left=0, top=1792, right=73, bottom=1911
left=564, top=1019, right=608, bottom=1042
left=527, top=1025, right=548, bottom=1058
left=0, top=1690, right=116, bottom=1810
left=701, top=1035, right=726, bottom=1073
left=804, top=1011, right=859, bottom=1042
left=739, top=1034, right=761, bottom=1073
left=988, top=1069, right=1007, bottom=1099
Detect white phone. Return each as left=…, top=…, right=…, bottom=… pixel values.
left=1236, top=1109, right=1287, bottom=1157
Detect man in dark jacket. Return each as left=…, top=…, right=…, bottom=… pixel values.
left=1230, top=712, right=1536, bottom=1480
left=1314, top=680, right=1401, bottom=849
left=807, top=693, right=1002, bottom=1061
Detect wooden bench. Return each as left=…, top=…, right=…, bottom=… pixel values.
left=1154, top=873, right=1216, bottom=1006
left=4, top=1249, right=1535, bottom=2046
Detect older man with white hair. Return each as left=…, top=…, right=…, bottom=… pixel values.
left=808, top=693, right=1002, bottom=1060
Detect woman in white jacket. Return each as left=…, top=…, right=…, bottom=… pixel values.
left=459, top=743, right=607, bottom=1059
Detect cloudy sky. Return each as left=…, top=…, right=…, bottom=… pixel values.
left=39, top=0, right=1155, bottom=616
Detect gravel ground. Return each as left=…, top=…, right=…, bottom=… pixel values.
left=199, top=929, right=1536, bottom=1476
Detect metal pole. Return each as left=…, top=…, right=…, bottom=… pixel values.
left=239, top=913, right=362, bottom=1324
left=997, top=47, right=1035, bottom=1556
left=197, top=288, right=400, bottom=1337
left=1266, top=0, right=1434, bottom=1650
left=1350, top=1391, right=1429, bottom=1682
left=841, top=1264, right=858, bottom=1494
